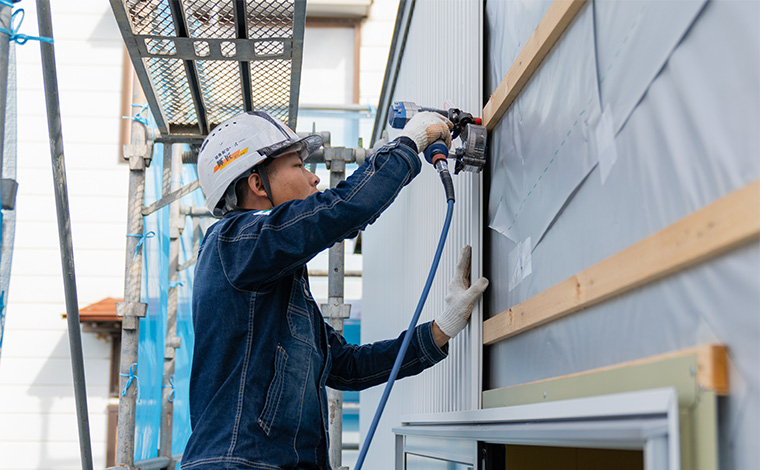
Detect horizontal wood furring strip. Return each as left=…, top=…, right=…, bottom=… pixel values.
left=483, top=344, right=729, bottom=401
left=483, top=180, right=760, bottom=346
left=483, top=0, right=587, bottom=130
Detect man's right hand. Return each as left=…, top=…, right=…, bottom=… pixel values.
left=397, top=111, right=453, bottom=154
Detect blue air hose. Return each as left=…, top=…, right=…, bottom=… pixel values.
left=354, top=192, right=455, bottom=469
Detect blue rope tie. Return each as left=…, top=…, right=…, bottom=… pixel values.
left=0, top=8, right=54, bottom=45
left=120, top=363, right=139, bottom=398
left=126, top=231, right=155, bottom=262
left=122, top=103, right=149, bottom=125
left=169, top=281, right=184, bottom=288
left=163, top=374, right=175, bottom=403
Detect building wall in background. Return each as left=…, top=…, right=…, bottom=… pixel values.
left=0, top=1, right=401, bottom=469
left=0, top=1, right=126, bottom=468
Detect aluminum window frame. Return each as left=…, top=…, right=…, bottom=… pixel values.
left=394, top=387, right=680, bottom=470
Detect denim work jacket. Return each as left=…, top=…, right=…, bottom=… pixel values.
left=181, top=138, right=449, bottom=470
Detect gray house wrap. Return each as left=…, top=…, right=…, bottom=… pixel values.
left=364, top=0, right=759, bottom=468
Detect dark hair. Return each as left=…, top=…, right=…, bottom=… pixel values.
left=235, top=158, right=274, bottom=206
left=234, top=177, right=250, bottom=206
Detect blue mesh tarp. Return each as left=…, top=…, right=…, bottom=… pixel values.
left=129, top=107, right=372, bottom=463
left=133, top=140, right=201, bottom=463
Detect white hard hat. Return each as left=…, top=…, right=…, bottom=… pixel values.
left=197, top=111, right=321, bottom=216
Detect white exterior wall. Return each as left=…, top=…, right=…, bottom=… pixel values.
left=359, top=0, right=399, bottom=107
left=302, top=0, right=400, bottom=303
left=0, top=2, right=127, bottom=469
left=360, top=0, right=483, bottom=467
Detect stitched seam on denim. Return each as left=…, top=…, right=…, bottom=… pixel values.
left=227, top=292, right=257, bottom=457
left=329, top=358, right=422, bottom=387
left=292, top=358, right=310, bottom=464
left=274, top=155, right=409, bottom=279
left=219, top=163, right=375, bottom=244
left=420, top=325, right=444, bottom=364
left=218, top=145, right=413, bottom=245
left=198, top=227, right=217, bottom=255
left=430, top=324, right=448, bottom=360
left=286, top=281, right=317, bottom=349
left=223, top=148, right=394, bottom=243
left=216, top=229, right=256, bottom=294
left=219, top=149, right=414, bottom=287
left=181, top=456, right=282, bottom=470
left=288, top=303, right=309, bottom=316
left=258, top=345, right=288, bottom=435
left=394, top=142, right=421, bottom=173
left=417, top=326, right=433, bottom=364
left=316, top=344, right=332, bottom=464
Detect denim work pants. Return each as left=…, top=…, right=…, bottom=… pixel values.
left=181, top=138, right=448, bottom=470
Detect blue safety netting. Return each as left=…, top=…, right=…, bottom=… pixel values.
left=132, top=138, right=201, bottom=465
left=126, top=107, right=373, bottom=465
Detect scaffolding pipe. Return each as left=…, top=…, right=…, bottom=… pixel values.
left=0, top=2, right=11, bottom=176
left=159, top=144, right=183, bottom=468
left=115, top=119, right=151, bottom=469
left=324, top=156, right=351, bottom=470
left=36, top=1, right=94, bottom=469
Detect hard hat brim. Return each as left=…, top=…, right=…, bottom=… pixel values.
left=261, top=134, right=323, bottom=162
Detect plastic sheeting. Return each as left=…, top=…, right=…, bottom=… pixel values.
left=485, top=1, right=759, bottom=468
left=487, top=2, right=600, bottom=248
left=133, top=142, right=202, bottom=464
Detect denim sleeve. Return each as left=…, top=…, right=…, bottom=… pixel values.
left=325, top=321, right=448, bottom=391
left=215, top=138, right=421, bottom=291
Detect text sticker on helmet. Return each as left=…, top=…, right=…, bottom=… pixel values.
left=213, top=147, right=249, bottom=173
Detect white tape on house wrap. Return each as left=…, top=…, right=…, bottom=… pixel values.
left=508, top=237, right=533, bottom=291
left=595, top=106, right=619, bottom=184
left=489, top=194, right=516, bottom=243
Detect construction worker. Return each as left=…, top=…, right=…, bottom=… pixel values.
left=183, top=111, right=489, bottom=470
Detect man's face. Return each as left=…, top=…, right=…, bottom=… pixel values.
left=267, top=151, right=320, bottom=206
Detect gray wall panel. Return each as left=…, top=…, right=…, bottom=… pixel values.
left=361, top=1, right=484, bottom=468
left=485, top=0, right=759, bottom=468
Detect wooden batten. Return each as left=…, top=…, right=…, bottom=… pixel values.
left=483, top=343, right=729, bottom=401
left=483, top=0, right=587, bottom=130
left=483, top=180, right=760, bottom=346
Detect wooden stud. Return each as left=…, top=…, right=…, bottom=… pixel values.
left=696, top=344, right=729, bottom=395
left=484, top=344, right=729, bottom=400
left=483, top=0, right=587, bottom=130
left=483, top=180, right=760, bottom=345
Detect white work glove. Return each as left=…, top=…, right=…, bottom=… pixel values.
left=397, top=111, right=453, bottom=154
left=435, top=245, right=489, bottom=339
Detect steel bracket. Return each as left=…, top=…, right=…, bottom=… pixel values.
left=116, top=302, right=148, bottom=331
left=164, top=336, right=182, bottom=359
left=324, top=147, right=357, bottom=170
left=320, top=300, right=351, bottom=320
left=0, top=178, right=18, bottom=210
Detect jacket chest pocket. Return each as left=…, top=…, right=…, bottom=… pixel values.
left=286, top=279, right=316, bottom=347
left=258, top=344, right=288, bottom=436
